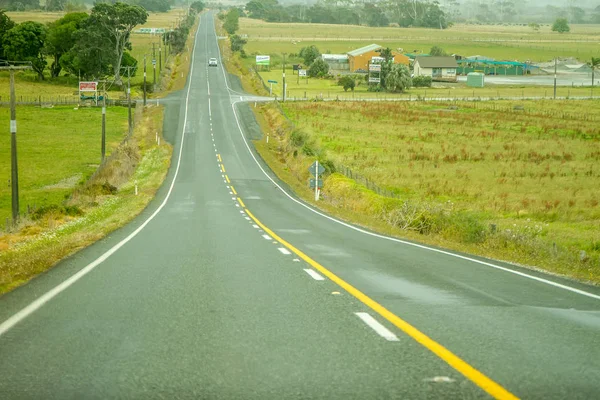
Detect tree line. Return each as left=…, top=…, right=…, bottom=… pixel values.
left=244, top=0, right=449, bottom=29
left=0, top=0, right=174, bottom=13
left=0, top=1, right=203, bottom=83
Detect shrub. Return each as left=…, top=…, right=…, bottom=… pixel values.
left=308, top=58, right=329, bottom=78
left=413, top=76, right=432, bottom=87
left=337, top=76, right=355, bottom=91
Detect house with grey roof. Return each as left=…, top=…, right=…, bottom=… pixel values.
left=414, top=56, right=459, bottom=82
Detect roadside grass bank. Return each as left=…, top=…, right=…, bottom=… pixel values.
left=215, top=16, right=269, bottom=96
left=251, top=100, right=600, bottom=284
left=0, top=104, right=172, bottom=294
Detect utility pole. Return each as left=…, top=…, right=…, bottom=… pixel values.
left=101, top=80, right=106, bottom=162
left=1, top=62, right=32, bottom=225
left=152, top=43, right=157, bottom=92
left=282, top=52, right=287, bottom=103
left=143, top=54, right=147, bottom=106
left=159, top=40, right=162, bottom=73
left=10, top=70, right=19, bottom=223
left=126, top=67, right=133, bottom=135
left=553, top=57, right=557, bottom=100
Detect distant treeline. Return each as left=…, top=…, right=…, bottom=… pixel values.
left=0, top=0, right=176, bottom=13
left=244, top=0, right=450, bottom=29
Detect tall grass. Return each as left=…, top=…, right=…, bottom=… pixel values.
left=255, top=100, right=600, bottom=283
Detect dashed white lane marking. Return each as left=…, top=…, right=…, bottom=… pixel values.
left=253, top=224, right=259, bottom=229
left=208, top=98, right=211, bottom=117
left=303, top=269, right=325, bottom=281
left=262, top=234, right=272, bottom=241
left=355, top=312, right=400, bottom=342
left=240, top=210, right=245, bottom=214
left=235, top=204, right=240, bottom=207
left=293, top=259, right=300, bottom=262
left=245, top=217, right=251, bottom=220
left=278, top=247, right=292, bottom=255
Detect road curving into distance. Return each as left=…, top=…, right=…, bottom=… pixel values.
left=1, top=11, right=599, bottom=400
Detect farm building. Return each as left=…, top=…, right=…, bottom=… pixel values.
left=347, top=44, right=409, bottom=73
left=413, top=56, right=458, bottom=82
left=321, top=54, right=349, bottom=74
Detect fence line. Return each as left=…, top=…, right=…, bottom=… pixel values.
left=0, top=95, right=137, bottom=107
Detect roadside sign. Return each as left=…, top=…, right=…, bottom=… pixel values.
left=369, top=63, right=381, bottom=72
left=136, top=27, right=168, bottom=34
left=309, top=161, right=325, bottom=176
left=268, top=79, right=278, bottom=84
left=152, top=59, right=156, bottom=66
left=79, top=81, right=98, bottom=92
left=299, top=69, right=307, bottom=77
left=368, top=77, right=381, bottom=83
left=256, top=55, right=270, bottom=66
left=309, top=178, right=323, bottom=189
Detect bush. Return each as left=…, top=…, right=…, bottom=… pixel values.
left=299, top=45, right=320, bottom=65
left=337, top=76, right=355, bottom=91
left=308, top=58, right=329, bottom=78
left=412, top=76, right=432, bottom=87
left=230, top=34, right=247, bottom=52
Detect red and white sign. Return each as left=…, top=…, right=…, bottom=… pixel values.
left=79, top=81, right=98, bottom=92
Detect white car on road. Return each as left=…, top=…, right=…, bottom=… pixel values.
left=208, top=58, right=218, bottom=67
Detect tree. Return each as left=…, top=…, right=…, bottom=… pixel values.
left=245, top=0, right=278, bottom=20
left=60, top=26, right=112, bottom=79
left=429, top=45, right=447, bottom=56
left=230, top=34, right=246, bottom=52
left=307, top=58, right=329, bottom=78
left=528, top=22, right=540, bottom=31
left=375, top=47, right=393, bottom=62
left=362, top=3, right=388, bottom=27
left=190, top=1, right=204, bottom=12
left=590, top=57, right=600, bottom=89
left=223, top=7, right=240, bottom=34
left=86, top=2, right=148, bottom=84
left=552, top=18, right=570, bottom=33
left=136, top=0, right=170, bottom=13
left=2, top=21, right=47, bottom=79
left=0, top=0, right=40, bottom=11
left=45, top=12, right=88, bottom=77
left=385, top=63, right=411, bottom=92
left=299, top=45, right=320, bottom=65
left=0, top=10, right=15, bottom=59
left=46, top=0, right=65, bottom=11
left=338, top=75, right=355, bottom=91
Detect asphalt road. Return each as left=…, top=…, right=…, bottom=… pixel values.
left=1, top=12, right=600, bottom=400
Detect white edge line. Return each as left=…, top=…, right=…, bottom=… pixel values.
left=0, top=17, right=205, bottom=337
left=228, top=105, right=600, bottom=301
left=304, top=268, right=325, bottom=281
left=278, top=247, right=292, bottom=255
left=355, top=312, right=399, bottom=341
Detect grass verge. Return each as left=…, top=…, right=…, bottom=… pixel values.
left=0, top=105, right=172, bottom=294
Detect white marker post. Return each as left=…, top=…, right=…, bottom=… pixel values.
left=314, top=160, right=319, bottom=201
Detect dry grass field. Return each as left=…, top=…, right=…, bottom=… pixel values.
left=255, top=99, right=600, bottom=282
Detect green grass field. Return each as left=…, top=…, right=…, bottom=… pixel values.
left=267, top=99, right=600, bottom=281
left=1, top=9, right=185, bottom=99
left=255, top=69, right=598, bottom=100
left=0, top=106, right=128, bottom=224
left=240, top=18, right=600, bottom=62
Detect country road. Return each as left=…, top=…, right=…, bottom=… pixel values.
left=1, top=12, right=599, bottom=400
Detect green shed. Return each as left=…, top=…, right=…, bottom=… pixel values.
left=467, top=72, right=485, bottom=88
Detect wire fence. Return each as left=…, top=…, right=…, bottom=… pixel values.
left=0, top=95, right=137, bottom=107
